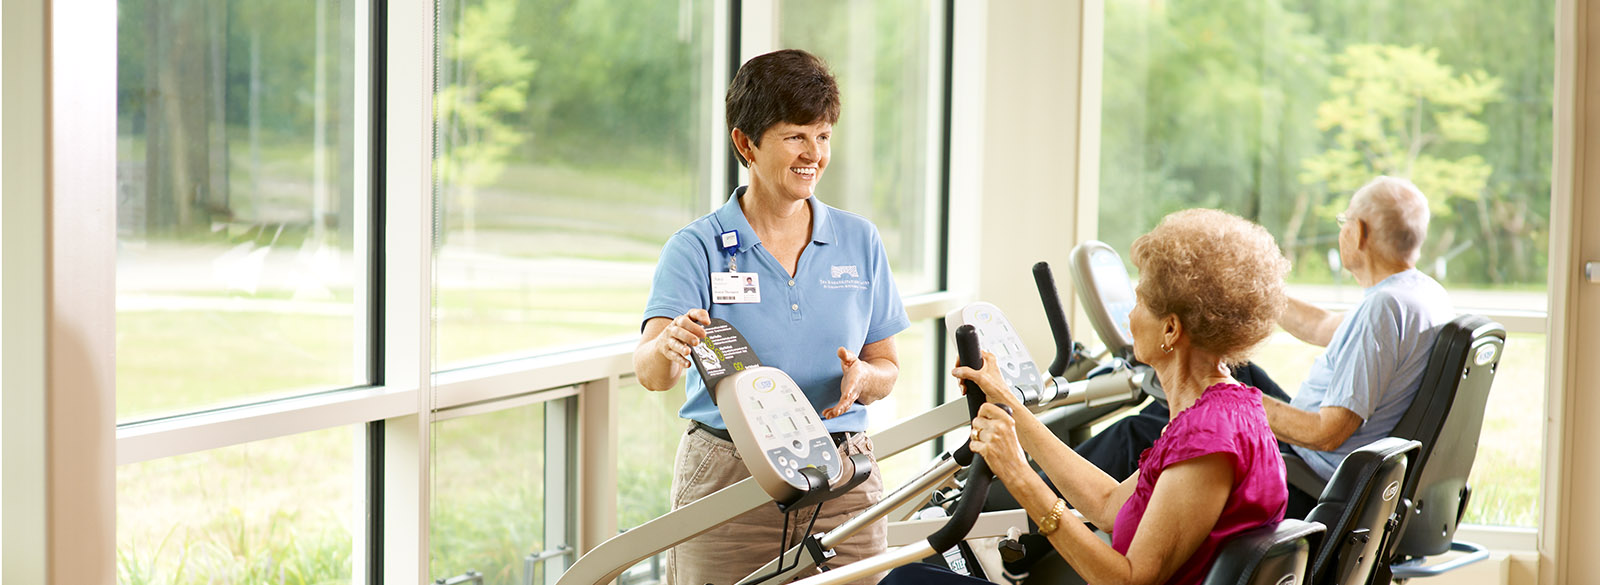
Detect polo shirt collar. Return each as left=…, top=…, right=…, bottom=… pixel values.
left=715, top=186, right=836, bottom=254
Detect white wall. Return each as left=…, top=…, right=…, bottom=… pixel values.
left=951, top=0, right=1101, bottom=359
left=2, top=0, right=117, bottom=582
left=1544, top=0, right=1600, bottom=582
left=2, top=0, right=52, bottom=580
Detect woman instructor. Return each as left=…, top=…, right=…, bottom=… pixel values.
left=635, top=49, right=909, bottom=585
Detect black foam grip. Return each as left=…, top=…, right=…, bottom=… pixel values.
left=1032, top=261, right=1074, bottom=378
left=953, top=325, right=985, bottom=467
left=952, top=440, right=974, bottom=467
left=955, top=325, right=985, bottom=419
left=927, top=454, right=994, bottom=553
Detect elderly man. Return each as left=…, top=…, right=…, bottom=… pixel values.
left=990, top=177, right=1453, bottom=581
left=1258, top=175, right=1454, bottom=515
left=1067, top=176, right=1453, bottom=520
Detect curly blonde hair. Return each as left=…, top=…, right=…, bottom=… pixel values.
left=1130, top=209, right=1291, bottom=364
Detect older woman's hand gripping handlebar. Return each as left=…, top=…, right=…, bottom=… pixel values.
left=969, top=402, right=1031, bottom=486
left=951, top=350, right=1026, bottom=414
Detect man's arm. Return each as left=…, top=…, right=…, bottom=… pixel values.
left=1261, top=395, right=1364, bottom=452
left=1279, top=296, right=1345, bottom=347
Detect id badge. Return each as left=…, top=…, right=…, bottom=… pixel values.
left=712, top=272, right=761, bottom=304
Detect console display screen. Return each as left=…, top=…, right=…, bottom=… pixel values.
left=1089, top=249, right=1137, bottom=347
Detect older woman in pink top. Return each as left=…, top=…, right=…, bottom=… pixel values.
left=890, top=209, right=1291, bottom=585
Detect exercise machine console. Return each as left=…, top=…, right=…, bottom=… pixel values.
left=693, top=317, right=871, bottom=510
left=1069, top=240, right=1138, bottom=359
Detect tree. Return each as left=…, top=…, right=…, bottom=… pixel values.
left=1298, top=44, right=1502, bottom=268
left=436, top=0, right=538, bottom=247
left=1097, top=0, right=1328, bottom=265
left=138, top=0, right=231, bottom=235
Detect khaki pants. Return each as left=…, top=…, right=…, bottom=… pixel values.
left=667, top=422, right=887, bottom=585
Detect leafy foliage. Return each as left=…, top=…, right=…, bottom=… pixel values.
left=437, top=0, right=538, bottom=189
left=1100, top=0, right=1553, bottom=287
left=1300, top=44, right=1501, bottom=216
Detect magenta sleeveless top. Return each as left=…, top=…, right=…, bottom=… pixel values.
left=1111, top=383, right=1287, bottom=585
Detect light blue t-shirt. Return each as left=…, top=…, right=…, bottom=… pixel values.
left=643, top=187, right=911, bottom=433
left=1290, top=269, right=1454, bottom=479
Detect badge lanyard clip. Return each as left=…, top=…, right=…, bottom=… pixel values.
left=719, top=230, right=740, bottom=272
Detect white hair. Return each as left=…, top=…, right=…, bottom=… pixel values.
left=1349, top=176, right=1430, bottom=265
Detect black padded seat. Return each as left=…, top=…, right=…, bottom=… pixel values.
left=1201, top=519, right=1324, bottom=585
left=1303, top=437, right=1419, bottom=585
left=1281, top=315, right=1503, bottom=582
left=1382, top=315, right=1503, bottom=579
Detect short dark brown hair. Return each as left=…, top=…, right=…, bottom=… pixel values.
left=1131, top=209, right=1290, bottom=364
left=726, top=49, right=841, bottom=167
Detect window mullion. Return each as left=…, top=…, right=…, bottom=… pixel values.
left=381, top=0, right=435, bottom=582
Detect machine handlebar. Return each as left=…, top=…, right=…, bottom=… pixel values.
left=953, top=324, right=984, bottom=466
left=929, top=401, right=1011, bottom=553
left=1031, top=262, right=1075, bottom=378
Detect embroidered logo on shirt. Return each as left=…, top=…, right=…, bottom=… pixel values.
left=820, top=265, right=869, bottom=291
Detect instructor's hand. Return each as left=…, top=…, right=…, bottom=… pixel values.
left=823, top=347, right=865, bottom=418
left=653, top=309, right=710, bottom=368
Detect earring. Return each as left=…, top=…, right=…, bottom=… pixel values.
left=1160, top=342, right=1174, bottom=354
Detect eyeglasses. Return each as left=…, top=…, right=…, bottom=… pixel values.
left=1336, top=212, right=1350, bottom=227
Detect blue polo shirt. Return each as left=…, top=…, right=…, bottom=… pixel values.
left=1289, top=269, right=1454, bottom=479
left=643, top=187, right=911, bottom=433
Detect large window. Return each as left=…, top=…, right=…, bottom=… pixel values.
left=115, top=0, right=369, bottom=422
left=115, top=1, right=371, bottom=582
left=614, top=380, right=683, bottom=584
left=431, top=400, right=570, bottom=585
left=778, top=0, right=947, bottom=295
left=617, top=381, right=684, bottom=533
left=432, top=0, right=719, bottom=369
left=105, top=2, right=954, bottom=584
left=865, top=322, right=943, bottom=488
left=1097, top=0, right=1554, bottom=527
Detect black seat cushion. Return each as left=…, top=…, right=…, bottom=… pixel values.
left=1385, top=315, right=1504, bottom=559
left=1201, top=518, right=1324, bottom=585
left=1303, top=437, right=1419, bottom=585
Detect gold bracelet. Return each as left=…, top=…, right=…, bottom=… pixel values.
left=1037, top=498, right=1069, bottom=536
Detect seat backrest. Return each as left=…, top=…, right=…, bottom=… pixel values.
left=1201, top=519, right=1324, bottom=585
left=1303, top=437, right=1420, bottom=585
left=1384, top=315, right=1505, bottom=559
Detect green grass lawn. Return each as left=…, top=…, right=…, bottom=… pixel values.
left=117, top=407, right=560, bottom=585
left=433, top=285, right=648, bottom=369
left=116, top=310, right=359, bottom=420
left=117, top=427, right=356, bottom=585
